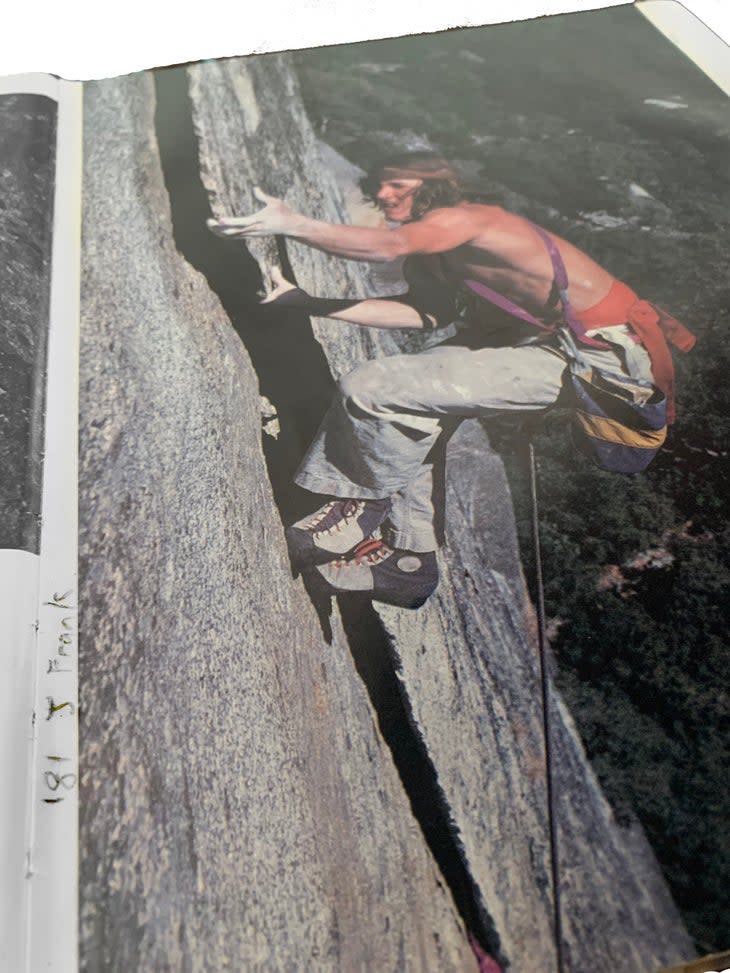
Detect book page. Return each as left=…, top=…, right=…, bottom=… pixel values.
left=75, top=5, right=729, bottom=972
left=2, top=3, right=728, bottom=972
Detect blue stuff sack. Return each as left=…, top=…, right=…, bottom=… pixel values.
left=567, top=356, right=667, bottom=474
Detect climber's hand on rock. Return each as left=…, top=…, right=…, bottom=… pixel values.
left=206, top=188, right=300, bottom=239
left=259, top=266, right=298, bottom=304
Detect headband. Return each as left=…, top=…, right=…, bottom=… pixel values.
left=380, top=165, right=458, bottom=182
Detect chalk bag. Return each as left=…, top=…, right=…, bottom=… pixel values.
left=567, top=355, right=667, bottom=474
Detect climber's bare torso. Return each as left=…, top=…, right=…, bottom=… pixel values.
left=415, top=201, right=615, bottom=314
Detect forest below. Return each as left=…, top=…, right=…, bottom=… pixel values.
left=294, top=5, right=730, bottom=951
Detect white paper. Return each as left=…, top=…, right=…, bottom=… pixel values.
left=2, top=0, right=728, bottom=80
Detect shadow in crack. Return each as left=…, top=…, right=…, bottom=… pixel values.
left=154, top=65, right=335, bottom=529
left=300, top=569, right=335, bottom=645
left=339, top=595, right=505, bottom=966
left=153, top=62, right=503, bottom=967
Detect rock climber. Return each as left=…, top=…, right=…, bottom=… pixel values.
left=207, top=151, right=692, bottom=608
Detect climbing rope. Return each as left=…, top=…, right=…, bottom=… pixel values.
left=528, top=438, right=566, bottom=973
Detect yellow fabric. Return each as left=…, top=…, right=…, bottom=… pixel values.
left=575, top=410, right=667, bottom=448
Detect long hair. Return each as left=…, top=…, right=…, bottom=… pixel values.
left=360, top=151, right=464, bottom=219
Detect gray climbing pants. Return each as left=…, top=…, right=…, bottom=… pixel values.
left=294, top=333, right=653, bottom=551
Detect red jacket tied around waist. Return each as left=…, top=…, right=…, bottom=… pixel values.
left=573, top=279, right=696, bottom=423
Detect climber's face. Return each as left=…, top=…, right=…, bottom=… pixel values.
left=376, top=178, right=423, bottom=222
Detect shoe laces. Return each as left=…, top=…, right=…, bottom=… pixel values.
left=306, top=499, right=363, bottom=538
left=335, top=537, right=393, bottom=568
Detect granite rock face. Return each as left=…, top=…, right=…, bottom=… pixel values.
left=189, top=54, right=694, bottom=972
left=79, top=72, right=475, bottom=973
left=371, top=419, right=691, bottom=973
left=188, top=56, right=395, bottom=382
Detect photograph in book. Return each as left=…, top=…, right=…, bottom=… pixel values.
left=77, top=5, right=729, bottom=971
left=0, top=92, right=57, bottom=552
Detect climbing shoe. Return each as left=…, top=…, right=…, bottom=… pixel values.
left=305, top=536, right=439, bottom=609
left=286, top=497, right=392, bottom=570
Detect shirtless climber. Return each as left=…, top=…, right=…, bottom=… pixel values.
left=207, top=151, right=691, bottom=609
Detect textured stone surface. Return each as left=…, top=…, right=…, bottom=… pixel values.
left=378, top=478, right=694, bottom=970
left=79, top=72, right=475, bottom=973
left=0, top=93, right=57, bottom=551
left=189, top=56, right=397, bottom=382
left=189, top=53, right=694, bottom=972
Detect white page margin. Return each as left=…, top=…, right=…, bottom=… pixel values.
left=0, top=550, right=41, bottom=973
left=638, top=0, right=730, bottom=94
left=24, top=78, right=83, bottom=973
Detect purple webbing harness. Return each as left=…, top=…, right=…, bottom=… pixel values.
left=463, top=221, right=609, bottom=349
